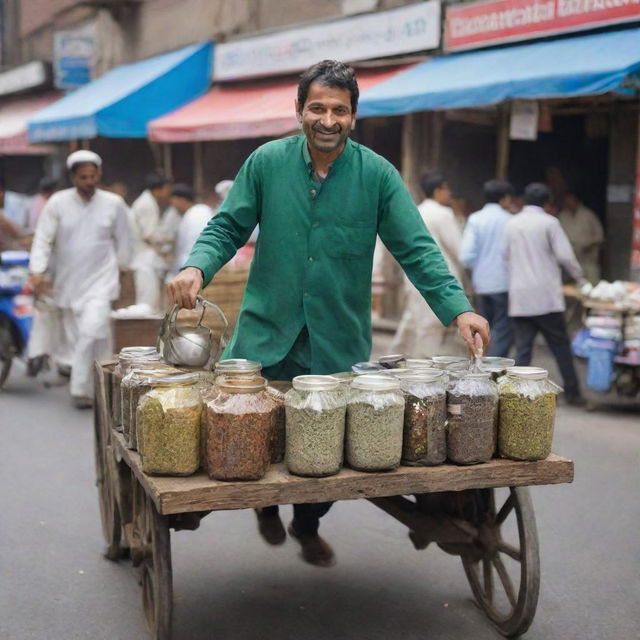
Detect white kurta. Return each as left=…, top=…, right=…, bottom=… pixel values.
left=558, top=204, right=604, bottom=285
left=168, top=204, right=213, bottom=281
left=29, top=188, right=131, bottom=397
left=130, top=190, right=180, bottom=310
left=391, top=199, right=466, bottom=357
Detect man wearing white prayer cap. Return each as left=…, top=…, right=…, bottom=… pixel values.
left=29, top=150, right=132, bottom=408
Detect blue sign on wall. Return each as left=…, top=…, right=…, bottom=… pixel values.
left=54, top=24, right=96, bottom=90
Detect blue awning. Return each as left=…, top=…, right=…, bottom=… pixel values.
left=359, top=28, right=640, bottom=117
left=28, top=42, right=213, bottom=142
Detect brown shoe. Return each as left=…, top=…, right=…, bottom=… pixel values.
left=72, top=395, right=94, bottom=410
left=255, top=508, right=286, bottom=546
left=287, top=523, right=336, bottom=568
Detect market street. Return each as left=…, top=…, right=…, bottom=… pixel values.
left=1, top=340, right=638, bottom=640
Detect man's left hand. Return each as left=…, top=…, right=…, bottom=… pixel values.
left=455, top=311, right=491, bottom=356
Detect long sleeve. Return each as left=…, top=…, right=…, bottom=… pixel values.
left=459, top=218, right=478, bottom=268
left=377, top=168, right=472, bottom=326
left=114, top=200, right=133, bottom=268
left=184, top=153, right=260, bottom=285
left=549, top=219, right=583, bottom=281
left=29, top=198, right=59, bottom=274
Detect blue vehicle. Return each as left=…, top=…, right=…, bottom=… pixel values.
left=0, top=251, right=33, bottom=388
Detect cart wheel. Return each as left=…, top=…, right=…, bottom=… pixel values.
left=0, top=319, right=14, bottom=389
left=139, top=492, right=173, bottom=640
left=461, top=487, right=540, bottom=638
left=93, top=362, right=124, bottom=560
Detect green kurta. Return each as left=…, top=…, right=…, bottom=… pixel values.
left=185, top=135, right=472, bottom=374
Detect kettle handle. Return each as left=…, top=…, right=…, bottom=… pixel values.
left=195, top=295, right=230, bottom=363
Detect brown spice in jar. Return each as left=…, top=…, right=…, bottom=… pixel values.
left=447, top=394, right=497, bottom=464
left=205, top=407, right=273, bottom=481
left=266, top=385, right=287, bottom=464
left=403, top=394, right=447, bottom=466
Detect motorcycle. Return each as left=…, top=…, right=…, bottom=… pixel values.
left=0, top=251, right=33, bottom=388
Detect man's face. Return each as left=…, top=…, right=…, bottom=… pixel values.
left=434, top=183, right=452, bottom=207
left=296, top=81, right=355, bottom=155
left=499, top=195, right=513, bottom=211
left=71, top=163, right=100, bottom=199
left=170, top=195, right=190, bottom=214
left=153, top=184, right=172, bottom=206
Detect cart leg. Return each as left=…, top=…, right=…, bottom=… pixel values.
left=460, top=487, right=540, bottom=638
left=93, top=361, right=124, bottom=560
left=140, top=492, right=173, bottom=640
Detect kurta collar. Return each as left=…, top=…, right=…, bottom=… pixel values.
left=300, top=135, right=354, bottom=177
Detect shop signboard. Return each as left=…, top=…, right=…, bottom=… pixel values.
left=214, top=1, right=440, bottom=81
left=509, top=100, right=538, bottom=140
left=446, top=0, right=640, bottom=51
left=632, top=130, right=640, bottom=277
left=0, top=61, right=48, bottom=97
left=54, top=22, right=97, bottom=90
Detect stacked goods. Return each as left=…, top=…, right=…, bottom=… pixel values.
left=398, top=371, right=447, bottom=466
left=204, top=376, right=273, bottom=481
left=137, top=373, right=202, bottom=476
left=346, top=375, right=405, bottom=471
left=497, top=366, right=561, bottom=461
left=447, top=372, right=498, bottom=465
left=285, top=375, right=346, bottom=477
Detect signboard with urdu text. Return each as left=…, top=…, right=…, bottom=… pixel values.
left=54, top=22, right=97, bottom=90
left=446, top=0, right=640, bottom=51
left=214, top=1, right=440, bottom=81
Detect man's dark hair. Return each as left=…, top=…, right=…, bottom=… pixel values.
left=145, top=171, right=171, bottom=191
left=297, top=60, right=359, bottom=113
left=38, top=177, right=58, bottom=194
left=171, top=183, right=194, bottom=202
left=421, top=172, right=446, bottom=198
left=484, top=179, right=514, bottom=204
left=523, top=182, right=552, bottom=207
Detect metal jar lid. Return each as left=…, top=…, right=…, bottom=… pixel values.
left=504, top=366, right=549, bottom=380
left=292, top=375, right=340, bottom=392
left=351, top=374, right=401, bottom=391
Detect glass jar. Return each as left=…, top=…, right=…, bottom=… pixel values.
left=405, top=358, right=434, bottom=369
left=266, top=381, right=290, bottom=464
left=121, top=363, right=181, bottom=449
left=214, top=359, right=262, bottom=384
left=447, top=372, right=498, bottom=465
left=432, top=356, right=470, bottom=370
left=480, top=357, right=516, bottom=381
left=137, top=373, right=202, bottom=476
left=352, top=362, right=385, bottom=374
left=399, top=371, right=447, bottom=466
left=284, top=375, right=346, bottom=477
left=498, top=367, right=561, bottom=461
left=378, top=353, right=407, bottom=369
left=112, top=347, right=159, bottom=429
left=346, top=375, right=405, bottom=471
left=204, top=376, right=273, bottom=481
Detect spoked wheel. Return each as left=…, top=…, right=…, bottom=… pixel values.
left=137, top=487, right=173, bottom=640
left=93, top=361, right=124, bottom=560
left=461, top=487, right=540, bottom=638
left=0, top=319, right=14, bottom=388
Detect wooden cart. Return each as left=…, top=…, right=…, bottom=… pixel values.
left=94, top=362, right=574, bottom=640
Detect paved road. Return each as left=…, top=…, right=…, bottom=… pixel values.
left=1, top=341, right=638, bottom=640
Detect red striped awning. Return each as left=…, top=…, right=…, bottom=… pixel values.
left=0, top=93, right=60, bottom=155
left=148, top=65, right=410, bottom=143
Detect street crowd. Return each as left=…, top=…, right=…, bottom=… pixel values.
left=0, top=60, right=600, bottom=415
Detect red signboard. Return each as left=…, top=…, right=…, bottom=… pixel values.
left=445, top=0, right=640, bottom=51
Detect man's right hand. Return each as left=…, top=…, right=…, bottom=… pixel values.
left=29, top=273, right=51, bottom=297
left=166, top=267, right=203, bottom=309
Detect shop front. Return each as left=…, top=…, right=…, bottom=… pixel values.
left=360, top=22, right=640, bottom=285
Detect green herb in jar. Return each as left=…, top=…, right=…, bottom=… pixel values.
left=139, top=388, right=202, bottom=476
left=498, top=392, right=556, bottom=460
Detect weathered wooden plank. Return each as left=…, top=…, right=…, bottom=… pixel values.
left=113, top=432, right=574, bottom=516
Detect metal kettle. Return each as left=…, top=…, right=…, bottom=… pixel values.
left=157, top=295, right=229, bottom=369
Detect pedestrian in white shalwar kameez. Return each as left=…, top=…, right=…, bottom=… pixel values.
left=130, top=173, right=180, bottom=311
left=166, top=184, right=213, bottom=281
left=29, top=151, right=131, bottom=408
left=391, top=172, right=466, bottom=357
